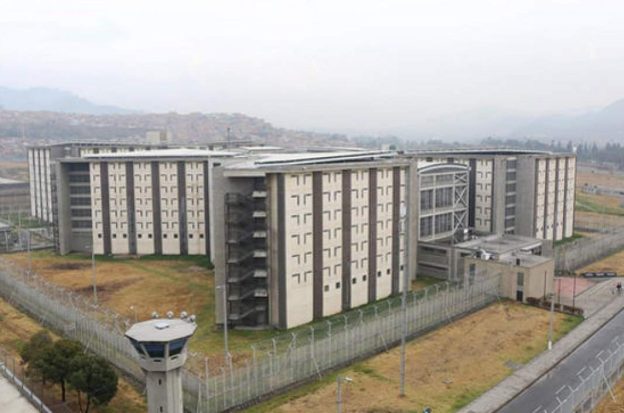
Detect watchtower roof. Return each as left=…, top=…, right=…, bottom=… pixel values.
left=125, top=318, right=196, bottom=342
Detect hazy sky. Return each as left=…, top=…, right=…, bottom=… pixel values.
left=3, top=0, right=624, bottom=135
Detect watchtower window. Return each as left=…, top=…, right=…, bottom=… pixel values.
left=143, top=342, right=165, bottom=358
left=169, top=338, right=187, bottom=356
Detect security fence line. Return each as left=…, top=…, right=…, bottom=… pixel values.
left=0, top=258, right=501, bottom=413
left=555, top=226, right=624, bottom=271
left=550, top=334, right=624, bottom=413
left=197, top=275, right=501, bottom=412
left=0, top=348, right=56, bottom=413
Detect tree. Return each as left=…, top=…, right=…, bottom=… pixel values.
left=68, top=353, right=118, bottom=413
left=20, top=330, right=53, bottom=364
left=40, top=339, right=82, bottom=402
left=20, top=330, right=53, bottom=381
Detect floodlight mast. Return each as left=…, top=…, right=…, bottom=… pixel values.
left=125, top=316, right=197, bottom=413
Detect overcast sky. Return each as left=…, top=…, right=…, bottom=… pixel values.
left=2, top=0, right=624, bottom=135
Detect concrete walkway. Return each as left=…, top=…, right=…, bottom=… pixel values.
left=573, top=278, right=621, bottom=317
left=0, top=375, right=39, bottom=413
left=460, top=279, right=624, bottom=413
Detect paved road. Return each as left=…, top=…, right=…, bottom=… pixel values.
left=499, top=307, right=624, bottom=413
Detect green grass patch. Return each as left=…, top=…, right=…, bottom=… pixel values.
left=243, top=368, right=345, bottom=413
left=553, top=314, right=584, bottom=341
left=352, top=363, right=390, bottom=382
left=576, top=193, right=624, bottom=216
left=64, top=252, right=214, bottom=269
left=554, top=233, right=584, bottom=247
left=0, top=214, right=47, bottom=229
left=450, top=388, right=484, bottom=411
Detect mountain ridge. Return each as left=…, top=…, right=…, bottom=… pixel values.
left=0, top=86, right=136, bottom=115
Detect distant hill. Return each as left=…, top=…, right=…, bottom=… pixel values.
left=0, top=87, right=135, bottom=115
left=511, top=99, right=624, bottom=141
left=0, top=110, right=349, bottom=155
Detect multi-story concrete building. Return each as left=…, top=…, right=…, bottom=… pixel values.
left=410, top=150, right=576, bottom=241
left=212, top=151, right=411, bottom=329
left=55, top=148, right=235, bottom=257
left=27, top=143, right=576, bottom=329
left=27, top=142, right=170, bottom=224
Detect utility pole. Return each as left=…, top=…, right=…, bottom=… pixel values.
left=400, top=169, right=411, bottom=397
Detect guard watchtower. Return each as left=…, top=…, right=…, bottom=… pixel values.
left=125, top=317, right=196, bottom=413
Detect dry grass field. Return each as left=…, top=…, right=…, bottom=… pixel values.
left=578, top=249, right=624, bottom=274
left=576, top=211, right=624, bottom=228
left=0, top=297, right=146, bottom=413
left=247, top=302, right=581, bottom=413
left=2, top=251, right=448, bottom=371
left=0, top=160, right=28, bottom=181
left=577, top=168, right=624, bottom=189
left=594, top=380, right=624, bottom=413
left=1, top=251, right=250, bottom=371
left=575, top=169, right=624, bottom=218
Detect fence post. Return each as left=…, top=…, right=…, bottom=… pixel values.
left=326, top=320, right=332, bottom=366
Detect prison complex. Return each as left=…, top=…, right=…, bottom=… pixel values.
left=27, top=143, right=576, bottom=329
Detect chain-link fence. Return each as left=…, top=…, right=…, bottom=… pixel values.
left=0, top=348, right=58, bottom=413
left=197, top=274, right=501, bottom=412
left=550, top=334, right=624, bottom=413
left=0, top=257, right=501, bottom=412
left=555, top=226, right=624, bottom=271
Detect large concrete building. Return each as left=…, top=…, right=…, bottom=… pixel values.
left=27, top=142, right=171, bottom=224
left=27, top=144, right=576, bottom=329
left=212, top=151, right=411, bottom=328
left=411, top=150, right=576, bottom=241
left=54, top=148, right=237, bottom=257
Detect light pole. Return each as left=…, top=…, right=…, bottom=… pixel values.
left=400, top=171, right=411, bottom=397
left=336, top=376, right=352, bottom=413
left=216, top=284, right=231, bottom=368
left=548, top=292, right=555, bottom=350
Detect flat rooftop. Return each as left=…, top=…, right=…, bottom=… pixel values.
left=497, top=252, right=551, bottom=268
left=125, top=318, right=196, bottom=342
left=409, top=148, right=571, bottom=157
left=456, top=234, right=543, bottom=256
left=83, top=148, right=236, bottom=159
left=225, top=150, right=398, bottom=171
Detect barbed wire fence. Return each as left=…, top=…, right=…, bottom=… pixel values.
left=196, top=274, right=501, bottom=412
left=550, top=334, right=624, bottom=413
left=555, top=225, right=624, bottom=272
left=0, top=347, right=62, bottom=413
left=0, top=256, right=501, bottom=412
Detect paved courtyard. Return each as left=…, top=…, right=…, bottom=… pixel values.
left=0, top=374, right=39, bottom=413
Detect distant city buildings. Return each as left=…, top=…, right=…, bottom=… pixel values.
left=27, top=142, right=576, bottom=329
